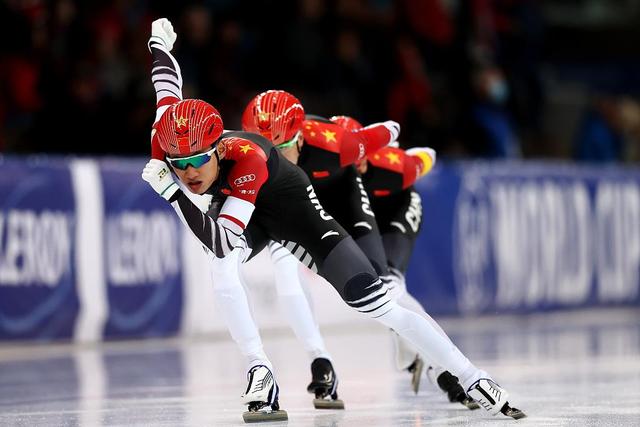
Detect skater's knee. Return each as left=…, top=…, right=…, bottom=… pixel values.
left=342, top=273, right=395, bottom=318
left=342, top=273, right=378, bottom=301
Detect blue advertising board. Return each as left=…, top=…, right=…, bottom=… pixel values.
left=100, top=159, right=184, bottom=338
left=2, top=156, right=639, bottom=342
left=407, top=161, right=640, bottom=315
left=0, top=157, right=78, bottom=340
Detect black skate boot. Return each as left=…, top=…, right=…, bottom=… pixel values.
left=307, top=358, right=344, bottom=409
left=437, top=371, right=480, bottom=410
left=407, top=355, right=425, bottom=395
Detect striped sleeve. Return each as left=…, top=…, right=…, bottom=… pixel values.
left=149, top=41, right=183, bottom=123
left=149, top=40, right=183, bottom=159
left=169, top=192, right=251, bottom=258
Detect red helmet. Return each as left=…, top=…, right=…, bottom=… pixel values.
left=154, top=99, right=224, bottom=156
left=330, top=115, right=363, bottom=131
left=242, top=90, right=305, bottom=145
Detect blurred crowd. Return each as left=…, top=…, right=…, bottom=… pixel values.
left=1, top=0, right=640, bottom=161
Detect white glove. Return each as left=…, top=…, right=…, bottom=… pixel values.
left=142, top=159, right=180, bottom=201
left=381, top=120, right=401, bottom=144
left=148, top=18, right=177, bottom=52
left=406, top=146, right=437, bottom=167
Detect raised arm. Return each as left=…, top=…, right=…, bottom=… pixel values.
left=148, top=18, right=183, bottom=159
left=142, top=19, right=254, bottom=258
left=339, top=120, right=400, bottom=167
left=398, top=146, right=436, bottom=188
left=364, top=146, right=436, bottom=192
left=405, top=147, right=436, bottom=180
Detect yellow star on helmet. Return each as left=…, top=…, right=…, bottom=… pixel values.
left=321, top=130, right=337, bottom=143
left=175, top=116, right=188, bottom=127
left=385, top=152, right=401, bottom=165
left=239, top=144, right=254, bottom=154
left=258, top=111, right=270, bottom=121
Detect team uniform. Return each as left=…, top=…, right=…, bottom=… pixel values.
left=143, top=18, right=525, bottom=422
left=147, top=27, right=345, bottom=420
left=297, top=115, right=393, bottom=276
left=293, top=116, right=445, bottom=399
left=359, top=146, right=475, bottom=407
left=242, top=98, right=399, bottom=408
left=362, top=146, right=427, bottom=274
left=164, top=131, right=395, bottom=421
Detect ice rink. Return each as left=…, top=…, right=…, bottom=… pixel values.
left=0, top=307, right=638, bottom=427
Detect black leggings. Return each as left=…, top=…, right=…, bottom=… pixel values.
left=311, top=166, right=389, bottom=276
left=245, top=156, right=382, bottom=306
left=370, top=188, right=422, bottom=273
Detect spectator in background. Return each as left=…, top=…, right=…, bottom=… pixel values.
left=620, top=98, right=640, bottom=161
left=326, top=27, right=376, bottom=118
left=0, top=1, right=44, bottom=152
left=0, top=0, right=636, bottom=162
left=460, top=0, right=545, bottom=156
left=285, top=0, right=329, bottom=88
left=387, top=36, right=439, bottom=151
left=573, top=96, right=640, bottom=163
left=466, top=62, right=520, bottom=158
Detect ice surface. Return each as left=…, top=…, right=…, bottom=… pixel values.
left=0, top=308, right=639, bottom=426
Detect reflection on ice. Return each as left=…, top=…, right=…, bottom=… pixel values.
left=0, top=308, right=638, bottom=426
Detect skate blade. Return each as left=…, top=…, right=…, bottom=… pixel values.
left=501, top=404, right=526, bottom=420
left=242, top=409, right=288, bottom=423
left=410, top=358, right=424, bottom=395
left=313, top=398, right=345, bottom=410
left=461, top=398, right=480, bottom=410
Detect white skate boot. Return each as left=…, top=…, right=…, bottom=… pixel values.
left=466, top=378, right=526, bottom=419
left=241, top=365, right=288, bottom=423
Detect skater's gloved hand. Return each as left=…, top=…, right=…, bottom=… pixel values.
left=381, top=120, right=400, bottom=145
left=148, top=18, right=177, bottom=52
left=406, top=146, right=436, bottom=178
left=406, top=146, right=436, bottom=167
left=141, top=159, right=180, bottom=201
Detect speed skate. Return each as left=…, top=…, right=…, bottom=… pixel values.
left=241, top=365, right=288, bottom=423
left=407, top=355, right=424, bottom=395
left=467, top=378, right=526, bottom=420
left=307, top=358, right=345, bottom=409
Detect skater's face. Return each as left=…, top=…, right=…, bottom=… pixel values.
left=168, top=144, right=224, bottom=194
left=277, top=133, right=303, bottom=164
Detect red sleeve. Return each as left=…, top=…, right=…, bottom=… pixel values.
left=224, top=138, right=269, bottom=204
left=367, top=146, right=428, bottom=190
left=339, top=124, right=392, bottom=167
left=157, top=95, right=180, bottom=108
left=402, top=155, right=422, bottom=189
left=151, top=129, right=165, bottom=160
left=402, top=150, right=434, bottom=188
